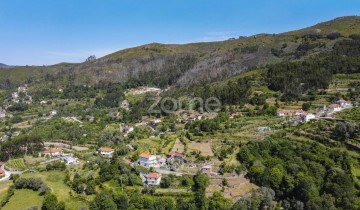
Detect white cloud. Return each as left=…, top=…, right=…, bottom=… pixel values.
left=199, top=31, right=240, bottom=42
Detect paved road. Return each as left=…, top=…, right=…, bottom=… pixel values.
left=155, top=168, right=183, bottom=176
left=0, top=163, right=25, bottom=182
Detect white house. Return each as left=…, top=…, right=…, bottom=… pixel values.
left=42, top=148, right=64, bottom=157
left=40, top=100, right=48, bottom=105
left=98, top=147, right=115, bottom=157
left=50, top=110, right=57, bottom=116
left=303, top=113, right=316, bottom=122
left=63, top=156, right=79, bottom=165
left=139, top=153, right=158, bottom=167
left=140, top=172, right=162, bottom=186
left=124, top=126, right=134, bottom=134
left=336, top=99, right=352, bottom=108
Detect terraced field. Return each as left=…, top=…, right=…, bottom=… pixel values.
left=5, top=159, right=26, bottom=171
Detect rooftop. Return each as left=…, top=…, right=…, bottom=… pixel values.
left=98, top=147, right=114, bottom=152
left=146, top=172, right=161, bottom=179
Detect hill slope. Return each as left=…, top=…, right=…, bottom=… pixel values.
left=1, top=16, right=360, bottom=89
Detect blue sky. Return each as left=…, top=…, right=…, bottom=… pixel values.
left=0, top=0, right=359, bottom=65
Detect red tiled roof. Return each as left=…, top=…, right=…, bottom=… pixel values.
left=98, top=147, right=114, bottom=152
left=329, top=104, right=340, bottom=108
left=140, top=153, right=151, bottom=158
left=167, top=151, right=184, bottom=158
left=0, top=169, right=4, bottom=175
left=146, top=172, right=161, bottom=179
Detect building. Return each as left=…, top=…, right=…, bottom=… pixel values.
left=336, top=99, right=352, bottom=108
left=303, top=113, right=316, bottom=122
left=40, top=100, right=48, bottom=105
left=139, top=153, right=158, bottom=167
left=140, top=172, right=162, bottom=186
left=294, top=109, right=306, bottom=116
left=276, top=109, right=293, bottom=117
left=124, top=126, right=134, bottom=134
left=50, top=110, right=57, bottom=116
left=98, top=147, right=115, bottom=157
left=42, top=148, right=63, bottom=157
left=63, top=156, right=79, bottom=165
left=167, top=151, right=185, bottom=163
left=328, top=104, right=342, bottom=112
left=201, top=165, right=212, bottom=174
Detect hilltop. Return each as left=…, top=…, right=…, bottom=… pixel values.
left=1, top=16, right=360, bottom=89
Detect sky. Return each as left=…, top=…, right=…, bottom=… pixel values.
left=0, top=0, right=359, bottom=66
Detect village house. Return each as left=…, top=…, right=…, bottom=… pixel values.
left=40, top=100, right=48, bottom=105
left=140, top=172, right=162, bottom=186
left=167, top=151, right=185, bottom=163
left=50, top=110, right=57, bottom=116
left=62, top=156, right=79, bottom=165
left=139, top=153, right=158, bottom=167
left=294, top=109, right=306, bottom=116
left=303, top=113, right=316, bottom=122
left=276, top=109, right=293, bottom=117
left=328, top=104, right=342, bottom=113
left=336, top=99, right=352, bottom=108
left=201, top=165, right=212, bottom=174
left=42, top=148, right=64, bottom=157
left=98, top=147, right=115, bottom=157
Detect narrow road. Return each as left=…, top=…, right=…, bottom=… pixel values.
left=0, top=163, right=25, bottom=182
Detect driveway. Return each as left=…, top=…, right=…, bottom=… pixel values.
left=0, top=163, right=25, bottom=182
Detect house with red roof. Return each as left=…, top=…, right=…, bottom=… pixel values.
left=167, top=151, right=185, bottom=163
left=98, top=147, right=114, bottom=157
left=0, top=169, right=5, bottom=177
left=276, top=109, right=294, bottom=117
left=42, top=148, right=63, bottom=157
left=336, top=99, right=352, bottom=108
left=140, top=172, right=162, bottom=185
left=139, top=153, right=157, bottom=167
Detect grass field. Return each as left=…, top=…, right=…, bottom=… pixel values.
left=2, top=189, right=43, bottom=210
left=172, top=138, right=185, bottom=153
left=6, top=158, right=26, bottom=170
left=20, top=171, right=88, bottom=210
left=188, top=141, right=214, bottom=156
left=0, top=181, right=13, bottom=201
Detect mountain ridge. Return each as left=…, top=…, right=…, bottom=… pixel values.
left=0, top=16, right=360, bottom=89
